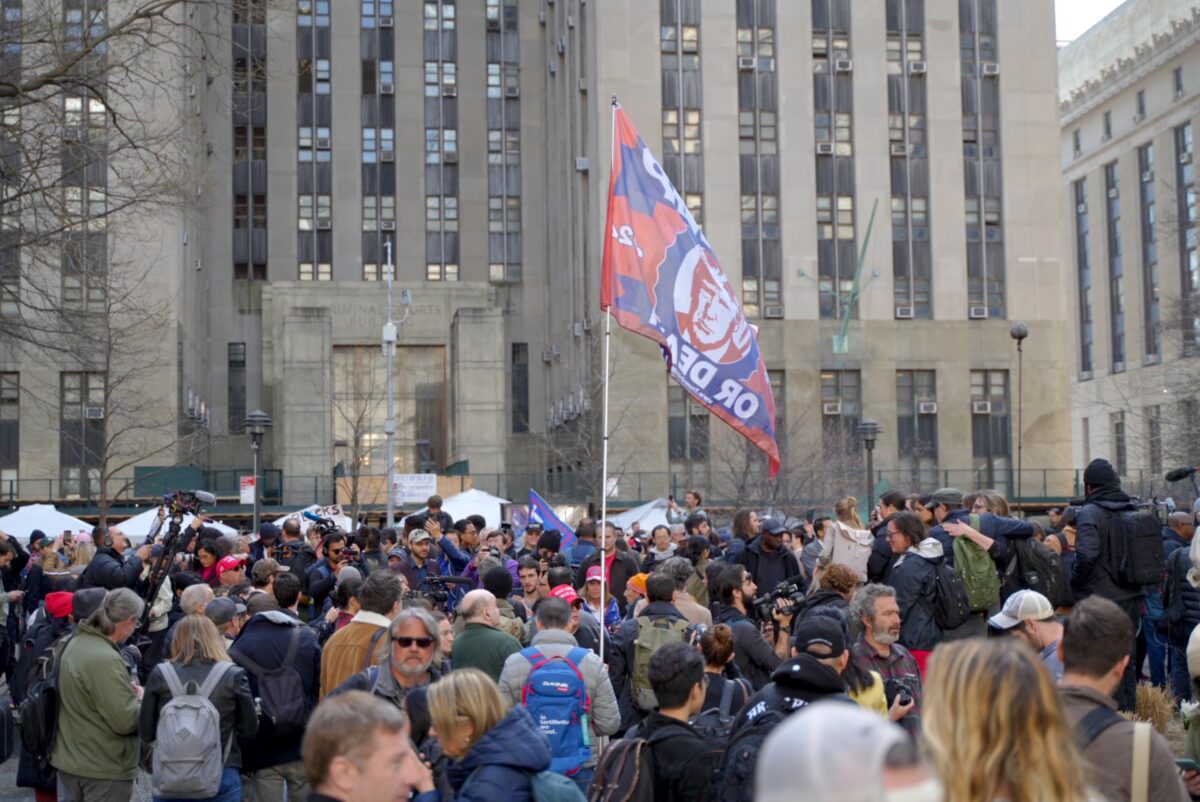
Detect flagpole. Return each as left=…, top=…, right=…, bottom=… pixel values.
left=598, top=96, right=618, bottom=667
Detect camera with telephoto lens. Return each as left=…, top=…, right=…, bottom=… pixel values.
left=164, top=490, right=205, bottom=515
left=752, top=580, right=807, bottom=621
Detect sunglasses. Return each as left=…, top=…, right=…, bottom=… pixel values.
left=392, top=636, right=435, bottom=649
left=328, top=547, right=344, bottom=556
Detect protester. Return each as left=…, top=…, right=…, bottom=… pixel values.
left=205, top=596, right=248, bottom=644
left=450, top=589, right=522, bottom=681
left=756, top=701, right=939, bottom=802
left=735, top=517, right=804, bottom=594
left=622, top=572, right=647, bottom=618
left=514, top=556, right=545, bottom=607
left=651, top=556, right=712, bottom=626
left=397, top=528, right=441, bottom=590
left=987, top=589, right=1064, bottom=680
left=301, top=690, right=437, bottom=802
left=581, top=565, right=622, bottom=632
left=320, top=570, right=402, bottom=698
left=608, top=572, right=689, bottom=728
left=682, top=535, right=711, bottom=607
left=1057, top=596, right=1191, bottom=802
left=1163, top=511, right=1200, bottom=701
left=216, top=554, right=248, bottom=587
left=641, top=524, right=676, bottom=571
left=568, top=518, right=600, bottom=568
left=196, top=541, right=223, bottom=588
left=698, top=622, right=751, bottom=714
left=578, top=521, right=640, bottom=615
left=924, top=638, right=1095, bottom=802
left=497, top=596, right=620, bottom=792
left=848, top=583, right=921, bottom=735
left=425, top=495, right=455, bottom=532
left=51, top=588, right=145, bottom=802
left=883, top=511, right=943, bottom=659
left=14, top=590, right=75, bottom=800
left=712, top=563, right=790, bottom=689
left=306, top=533, right=349, bottom=615
left=792, top=562, right=856, bottom=637
left=424, top=668, right=551, bottom=801
left=139, top=616, right=258, bottom=802
left=276, top=518, right=318, bottom=587
left=666, top=490, right=705, bottom=525
left=726, top=509, right=762, bottom=561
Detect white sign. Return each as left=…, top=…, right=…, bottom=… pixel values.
left=393, top=474, right=438, bottom=504
left=239, top=476, right=256, bottom=505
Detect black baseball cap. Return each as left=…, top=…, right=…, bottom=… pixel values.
left=761, top=518, right=788, bottom=536
left=791, top=616, right=847, bottom=658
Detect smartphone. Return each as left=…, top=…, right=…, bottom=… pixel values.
left=1176, top=759, right=1200, bottom=773
left=805, top=508, right=816, bottom=524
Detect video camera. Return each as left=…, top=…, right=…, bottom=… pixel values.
left=302, top=510, right=340, bottom=538
left=752, top=580, right=807, bottom=621
left=407, top=575, right=474, bottom=612
left=163, top=489, right=216, bottom=517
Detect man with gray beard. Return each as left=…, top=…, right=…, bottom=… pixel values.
left=848, top=583, right=922, bottom=735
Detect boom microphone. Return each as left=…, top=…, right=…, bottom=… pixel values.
left=302, top=510, right=323, bottom=522
left=1165, top=467, right=1198, bottom=482
left=192, top=490, right=217, bottom=505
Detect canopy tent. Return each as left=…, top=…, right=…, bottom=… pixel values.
left=273, top=504, right=355, bottom=536
left=430, top=489, right=511, bottom=529
left=0, top=504, right=91, bottom=540
left=607, top=497, right=672, bottom=533
left=119, top=506, right=239, bottom=542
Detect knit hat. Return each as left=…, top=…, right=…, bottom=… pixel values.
left=482, top=565, right=514, bottom=598
left=45, top=591, right=73, bottom=619
left=336, top=566, right=362, bottom=585
left=29, top=529, right=46, bottom=547
left=258, top=522, right=281, bottom=541
left=1083, top=458, right=1120, bottom=488
left=538, top=529, right=563, bottom=554
left=627, top=573, right=649, bottom=596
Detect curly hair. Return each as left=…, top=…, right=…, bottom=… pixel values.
left=819, top=563, right=858, bottom=596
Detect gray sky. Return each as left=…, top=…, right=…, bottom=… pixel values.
left=1055, top=0, right=1128, bottom=43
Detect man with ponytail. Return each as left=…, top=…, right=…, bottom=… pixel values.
left=51, top=587, right=145, bottom=802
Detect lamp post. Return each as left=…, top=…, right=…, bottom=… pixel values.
left=382, top=237, right=411, bottom=529
left=1010, top=321, right=1029, bottom=516
left=858, top=419, right=881, bottom=518
left=245, top=410, right=272, bottom=535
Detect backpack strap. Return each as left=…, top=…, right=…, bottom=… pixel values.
left=196, top=661, right=234, bottom=700
left=159, top=662, right=186, bottom=699
left=1131, top=721, right=1150, bottom=802
left=1074, top=704, right=1125, bottom=751
left=717, top=676, right=736, bottom=717
left=521, top=647, right=548, bottom=667
left=234, top=625, right=301, bottom=677
left=565, top=646, right=589, bottom=669
left=969, top=513, right=982, bottom=531
left=361, top=626, right=387, bottom=671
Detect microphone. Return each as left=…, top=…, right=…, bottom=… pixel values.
left=425, top=575, right=476, bottom=585
left=302, top=510, right=324, bottom=522
left=192, top=490, right=217, bottom=505
left=1165, top=467, right=1198, bottom=482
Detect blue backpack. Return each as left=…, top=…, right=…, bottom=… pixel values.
left=520, top=646, right=591, bottom=776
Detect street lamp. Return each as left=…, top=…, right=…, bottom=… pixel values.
left=245, top=409, right=272, bottom=535
left=858, top=419, right=882, bottom=517
left=1010, top=321, right=1029, bottom=516
left=382, top=238, right=411, bottom=529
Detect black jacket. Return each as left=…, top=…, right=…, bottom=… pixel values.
left=867, top=523, right=897, bottom=584
left=733, top=537, right=804, bottom=596
left=78, top=547, right=143, bottom=591
left=608, top=600, right=687, bottom=730
left=138, top=659, right=259, bottom=769
left=793, top=590, right=851, bottom=640
left=1070, top=485, right=1144, bottom=603
left=229, top=609, right=323, bottom=771
left=637, top=712, right=715, bottom=802
left=886, top=543, right=942, bottom=652
left=1165, top=547, right=1200, bottom=641
left=578, top=550, right=640, bottom=614
left=23, top=566, right=79, bottom=611
left=714, top=605, right=781, bottom=691
left=928, top=509, right=1034, bottom=569
left=731, top=653, right=851, bottom=733
left=275, top=540, right=318, bottom=593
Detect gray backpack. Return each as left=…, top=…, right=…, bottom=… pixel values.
left=151, top=662, right=232, bottom=799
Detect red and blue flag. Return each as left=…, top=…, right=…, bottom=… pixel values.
left=528, top=489, right=577, bottom=549
left=601, top=102, right=780, bottom=477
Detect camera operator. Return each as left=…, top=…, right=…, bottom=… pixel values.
left=397, top=529, right=441, bottom=589
left=79, top=524, right=152, bottom=591
left=713, top=563, right=792, bottom=690
left=306, top=532, right=352, bottom=615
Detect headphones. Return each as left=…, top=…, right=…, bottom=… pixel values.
left=93, top=524, right=113, bottom=548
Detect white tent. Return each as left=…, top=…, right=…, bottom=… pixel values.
left=273, top=504, right=355, bottom=535
left=438, top=489, right=511, bottom=528
left=118, top=506, right=239, bottom=542
left=608, top=497, right=672, bottom=532
left=0, top=504, right=91, bottom=539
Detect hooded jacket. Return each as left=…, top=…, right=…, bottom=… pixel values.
left=731, top=653, right=851, bottom=733
left=1071, top=484, right=1144, bottom=603
left=446, top=706, right=552, bottom=802
left=887, top=538, right=943, bottom=652
left=734, top=537, right=804, bottom=597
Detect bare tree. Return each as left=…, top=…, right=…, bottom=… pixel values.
left=330, top=348, right=388, bottom=524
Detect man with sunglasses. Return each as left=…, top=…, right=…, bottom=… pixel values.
left=319, top=571, right=403, bottom=698
left=332, top=607, right=444, bottom=747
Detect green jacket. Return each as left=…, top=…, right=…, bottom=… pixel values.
left=51, top=623, right=142, bottom=780
left=451, top=622, right=522, bottom=681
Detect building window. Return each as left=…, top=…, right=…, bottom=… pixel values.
left=970, top=369, right=1011, bottom=495
left=1111, top=411, right=1126, bottom=476
left=661, top=0, right=704, bottom=237
left=299, top=262, right=331, bottom=281
left=228, top=343, right=246, bottom=433
left=813, top=0, right=851, bottom=320
left=1072, top=129, right=1081, bottom=155
left=1105, top=162, right=1124, bottom=369
left=0, top=372, right=17, bottom=486
left=1074, top=179, right=1092, bottom=374
left=234, top=194, right=266, bottom=229
left=511, top=343, right=529, bottom=433
left=298, top=0, right=330, bottom=27
left=820, top=369, right=861, bottom=456
left=896, top=370, right=937, bottom=487
left=60, top=371, right=104, bottom=498
left=1081, top=416, right=1090, bottom=465
left=668, top=383, right=708, bottom=462
left=233, top=262, right=266, bottom=280
left=1139, top=143, right=1160, bottom=358
left=233, top=0, right=266, bottom=25
left=425, top=1, right=455, bottom=30
left=1135, top=90, right=1146, bottom=119
left=1175, top=122, right=1198, bottom=351
left=1102, top=110, right=1112, bottom=141
left=1175, top=66, right=1184, bottom=98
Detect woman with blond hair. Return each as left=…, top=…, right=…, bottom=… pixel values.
left=924, top=638, right=1098, bottom=802
left=427, top=668, right=553, bottom=801
left=68, top=540, right=95, bottom=576
left=138, top=615, right=258, bottom=802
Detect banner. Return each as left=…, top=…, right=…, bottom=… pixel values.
left=601, top=102, right=780, bottom=476
left=393, top=474, right=438, bottom=505
left=528, top=489, right=577, bottom=549
left=239, top=476, right=256, bottom=505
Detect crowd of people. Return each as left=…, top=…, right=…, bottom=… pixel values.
left=2, top=466, right=1200, bottom=801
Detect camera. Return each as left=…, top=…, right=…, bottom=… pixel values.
left=884, top=675, right=919, bottom=709
left=408, top=575, right=474, bottom=612
left=163, top=489, right=214, bottom=516
left=303, top=511, right=340, bottom=538
left=752, top=580, right=807, bottom=621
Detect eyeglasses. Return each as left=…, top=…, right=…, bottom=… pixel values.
left=328, top=547, right=344, bottom=556
left=392, top=636, right=435, bottom=649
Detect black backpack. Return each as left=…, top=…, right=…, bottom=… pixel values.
left=1002, top=538, right=1072, bottom=608
left=1104, top=510, right=1166, bottom=589
left=231, top=627, right=309, bottom=737
left=588, top=727, right=680, bottom=802
left=927, top=558, right=971, bottom=630
left=718, top=686, right=788, bottom=802
left=17, top=633, right=74, bottom=771
left=688, top=677, right=748, bottom=787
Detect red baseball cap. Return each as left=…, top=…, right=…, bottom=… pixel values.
left=45, top=591, right=73, bottom=619
left=549, top=584, right=583, bottom=606
left=585, top=566, right=604, bottom=583
left=216, top=555, right=248, bottom=576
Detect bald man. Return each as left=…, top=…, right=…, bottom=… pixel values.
left=1166, top=512, right=1196, bottom=559
left=449, top=589, right=521, bottom=681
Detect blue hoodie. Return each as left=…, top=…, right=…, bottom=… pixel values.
left=446, top=706, right=552, bottom=802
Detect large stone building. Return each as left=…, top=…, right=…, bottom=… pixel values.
left=1059, top=0, right=1200, bottom=497
left=1, top=0, right=1075, bottom=511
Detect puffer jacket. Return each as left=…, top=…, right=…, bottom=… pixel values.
left=887, top=538, right=943, bottom=652
left=793, top=589, right=851, bottom=639
left=1070, top=485, right=1145, bottom=604
left=78, top=547, right=143, bottom=591
left=1164, top=546, right=1200, bottom=641
left=445, top=706, right=552, bottom=802
left=138, top=659, right=259, bottom=769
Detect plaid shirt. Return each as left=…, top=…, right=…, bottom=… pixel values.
left=850, top=634, right=923, bottom=735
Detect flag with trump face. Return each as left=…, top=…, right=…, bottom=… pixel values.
left=600, top=102, right=780, bottom=477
